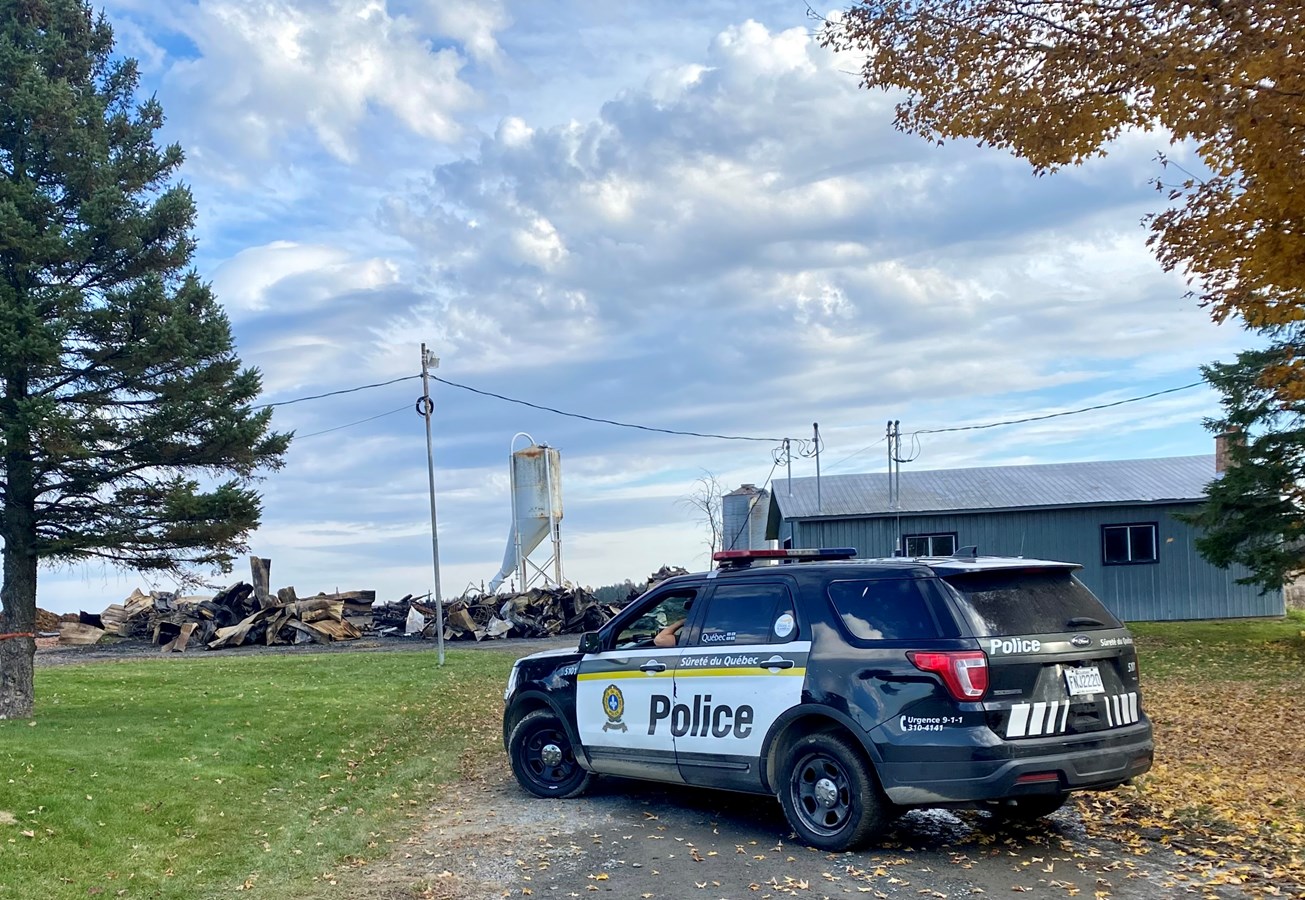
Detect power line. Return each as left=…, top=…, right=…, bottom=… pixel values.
left=295, top=404, right=410, bottom=440
left=431, top=375, right=784, bottom=443
left=256, top=375, right=421, bottom=410
left=827, top=436, right=887, bottom=472
left=253, top=366, right=1206, bottom=455
left=914, top=381, right=1205, bottom=435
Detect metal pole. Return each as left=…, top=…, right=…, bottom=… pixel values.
left=420, top=344, right=446, bottom=666
left=785, top=437, right=792, bottom=497
left=813, top=422, right=822, bottom=515
left=893, top=419, right=902, bottom=554
left=886, top=420, right=894, bottom=509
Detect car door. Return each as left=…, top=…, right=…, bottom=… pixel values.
left=575, top=583, right=700, bottom=782
left=673, top=578, right=810, bottom=792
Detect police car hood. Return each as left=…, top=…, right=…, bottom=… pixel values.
left=518, top=646, right=583, bottom=664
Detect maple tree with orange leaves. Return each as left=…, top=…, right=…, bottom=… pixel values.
left=822, top=0, right=1304, bottom=391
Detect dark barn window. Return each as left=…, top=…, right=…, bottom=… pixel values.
left=1102, top=523, right=1158, bottom=565
left=902, top=532, right=957, bottom=558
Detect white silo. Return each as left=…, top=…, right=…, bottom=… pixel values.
left=489, top=434, right=564, bottom=592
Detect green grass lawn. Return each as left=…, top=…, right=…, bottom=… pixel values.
left=0, top=648, right=515, bottom=900
left=1130, top=608, right=1305, bottom=682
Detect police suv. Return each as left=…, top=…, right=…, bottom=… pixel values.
left=501, top=548, right=1153, bottom=851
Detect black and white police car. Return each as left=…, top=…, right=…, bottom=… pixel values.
left=501, top=547, right=1153, bottom=851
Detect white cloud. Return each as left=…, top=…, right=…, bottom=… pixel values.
left=108, top=0, right=497, bottom=171
left=34, top=4, right=1248, bottom=616
left=211, top=241, right=398, bottom=314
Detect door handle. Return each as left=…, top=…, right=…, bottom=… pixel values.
left=763, top=657, right=795, bottom=670
left=639, top=661, right=667, bottom=673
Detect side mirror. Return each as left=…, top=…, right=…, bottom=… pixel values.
left=578, top=631, right=601, bottom=654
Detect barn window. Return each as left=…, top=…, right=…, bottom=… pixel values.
left=1102, top=523, right=1158, bottom=565
left=901, top=532, right=957, bottom=557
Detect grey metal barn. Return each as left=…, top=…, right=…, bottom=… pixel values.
left=760, top=454, right=1283, bottom=623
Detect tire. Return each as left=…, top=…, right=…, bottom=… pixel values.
left=778, top=732, right=892, bottom=851
left=982, top=793, right=1070, bottom=821
left=508, top=709, right=592, bottom=799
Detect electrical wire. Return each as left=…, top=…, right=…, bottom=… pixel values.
left=255, top=375, right=421, bottom=410
left=826, top=436, right=888, bottom=472
left=295, top=404, right=411, bottom=440
left=431, top=375, right=785, bottom=443
left=251, top=368, right=1205, bottom=459
left=914, top=381, right=1205, bottom=435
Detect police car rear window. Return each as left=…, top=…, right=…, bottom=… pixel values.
left=826, top=578, right=954, bottom=641
left=942, top=570, right=1122, bottom=637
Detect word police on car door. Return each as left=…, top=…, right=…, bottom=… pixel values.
left=576, top=579, right=808, bottom=787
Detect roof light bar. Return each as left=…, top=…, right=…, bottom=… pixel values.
left=712, top=547, right=857, bottom=562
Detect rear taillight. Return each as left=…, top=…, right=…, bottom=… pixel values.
left=908, top=650, right=989, bottom=700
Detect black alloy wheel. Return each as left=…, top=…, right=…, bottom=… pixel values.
left=778, top=732, right=890, bottom=851
left=508, top=709, right=592, bottom=799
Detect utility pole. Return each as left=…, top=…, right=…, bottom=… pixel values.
left=889, top=419, right=902, bottom=554
left=813, top=423, right=822, bottom=515
left=419, top=344, right=446, bottom=666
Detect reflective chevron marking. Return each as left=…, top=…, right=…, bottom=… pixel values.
left=1005, top=691, right=1139, bottom=738
left=1007, top=704, right=1031, bottom=738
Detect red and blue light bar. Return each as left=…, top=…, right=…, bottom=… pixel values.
left=712, top=547, right=857, bottom=562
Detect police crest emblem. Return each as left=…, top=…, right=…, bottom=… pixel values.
left=602, top=684, right=628, bottom=732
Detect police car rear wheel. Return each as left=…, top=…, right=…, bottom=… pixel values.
left=779, top=733, right=888, bottom=851
left=509, top=710, right=592, bottom=799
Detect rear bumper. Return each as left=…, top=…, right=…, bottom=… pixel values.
left=875, top=723, right=1154, bottom=806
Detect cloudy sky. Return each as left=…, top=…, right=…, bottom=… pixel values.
left=40, top=0, right=1247, bottom=614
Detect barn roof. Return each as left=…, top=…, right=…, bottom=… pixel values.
left=769, top=454, right=1216, bottom=521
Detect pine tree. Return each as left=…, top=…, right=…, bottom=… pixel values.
left=0, top=0, right=289, bottom=718
left=1182, top=345, right=1305, bottom=594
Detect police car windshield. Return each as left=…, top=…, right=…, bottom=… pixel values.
left=942, top=570, right=1122, bottom=637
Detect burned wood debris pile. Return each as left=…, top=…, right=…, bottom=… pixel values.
left=429, top=587, right=621, bottom=642
left=77, top=584, right=375, bottom=651
left=376, top=563, right=692, bottom=643
left=57, top=559, right=693, bottom=650
left=68, top=557, right=377, bottom=652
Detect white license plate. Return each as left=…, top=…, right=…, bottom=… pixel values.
left=1065, top=665, right=1104, bottom=697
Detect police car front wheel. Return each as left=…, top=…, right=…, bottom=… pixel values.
left=508, top=710, right=592, bottom=799
left=779, top=732, right=892, bottom=852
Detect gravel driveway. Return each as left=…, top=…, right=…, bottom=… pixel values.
left=358, top=768, right=1256, bottom=900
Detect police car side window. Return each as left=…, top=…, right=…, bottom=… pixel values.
left=615, top=590, right=696, bottom=647
left=693, top=583, right=793, bottom=647
left=827, top=579, right=943, bottom=641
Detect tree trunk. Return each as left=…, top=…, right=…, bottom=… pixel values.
left=1, top=400, right=38, bottom=720
left=0, top=517, right=37, bottom=721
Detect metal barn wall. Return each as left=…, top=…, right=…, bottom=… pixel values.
left=788, top=503, right=1282, bottom=622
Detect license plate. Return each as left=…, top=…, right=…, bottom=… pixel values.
left=1065, top=665, right=1104, bottom=697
